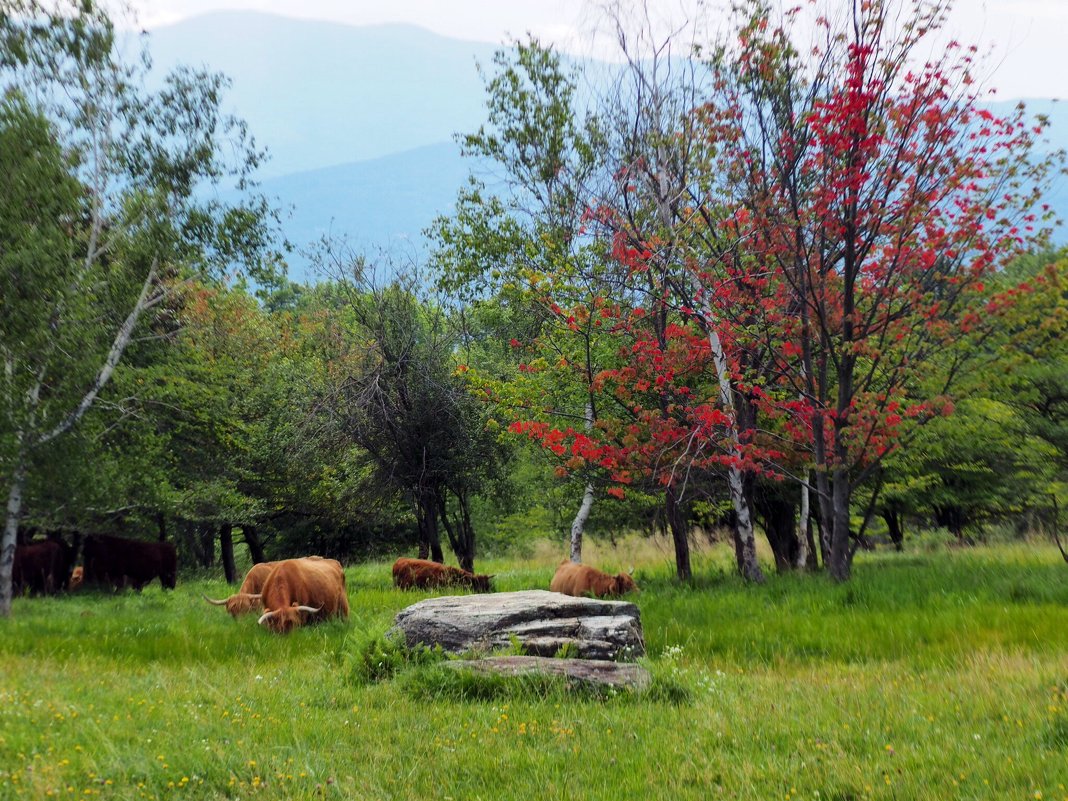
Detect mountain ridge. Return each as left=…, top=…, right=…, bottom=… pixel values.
left=148, top=11, right=501, bottom=179
left=152, top=12, right=1066, bottom=281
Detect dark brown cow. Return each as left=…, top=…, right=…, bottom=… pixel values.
left=82, top=534, right=177, bottom=591
left=203, top=561, right=278, bottom=617
left=257, top=558, right=349, bottom=634
left=391, top=557, right=493, bottom=593
left=13, top=541, right=68, bottom=595
left=549, top=560, right=638, bottom=598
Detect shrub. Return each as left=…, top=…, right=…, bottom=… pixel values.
left=344, top=627, right=444, bottom=686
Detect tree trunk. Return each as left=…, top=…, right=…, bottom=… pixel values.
left=457, top=492, right=476, bottom=573
left=701, top=305, right=765, bottom=584
left=416, top=495, right=444, bottom=563
left=812, top=469, right=833, bottom=567
left=757, top=487, right=799, bottom=572
left=199, top=527, right=215, bottom=572
left=797, top=477, right=811, bottom=568
left=242, top=525, right=267, bottom=563
left=665, top=485, right=691, bottom=581
left=39, top=260, right=162, bottom=446
left=219, top=524, right=236, bottom=584
left=1049, top=496, right=1068, bottom=564
left=729, top=467, right=764, bottom=582
left=156, top=513, right=167, bottom=542
left=804, top=516, right=819, bottom=570
left=569, top=401, right=596, bottom=563
left=570, top=483, right=594, bottom=563
left=0, top=454, right=28, bottom=618
left=882, top=508, right=903, bottom=551
left=828, top=468, right=852, bottom=581
left=438, top=491, right=474, bottom=572
left=196, top=522, right=215, bottom=568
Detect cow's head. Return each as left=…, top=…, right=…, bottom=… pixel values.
left=257, top=602, right=322, bottom=634
left=613, top=571, right=639, bottom=595
left=203, top=593, right=263, bottom=617
left=467, top=573, right=495, bottom=593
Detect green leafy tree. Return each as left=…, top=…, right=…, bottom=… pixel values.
left=311, top=262, right=509, bottom=572
left=877, top=398, right=1058, bottom=543
left=0, top=1, right=279, bottom=615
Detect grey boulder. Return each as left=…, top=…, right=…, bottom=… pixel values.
left=390, top=589, right=644, bottom=660
left=443, top=655, right=651, bottom=690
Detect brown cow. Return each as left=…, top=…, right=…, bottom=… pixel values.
left=82, top=534, right=177, bottom=590
left=203, top=561, right=277, bottom=616
left=257, top=558, right=349, bottom=634
left=13, top=541, right=68, bottom=595
left=549, top=560, right=638, bottom=598
left=69, top=566, right=84, bottom=591
left=392, top=557, right=493, bottom=593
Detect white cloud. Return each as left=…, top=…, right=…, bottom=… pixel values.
left=119, top=0, right=1067, bottom=99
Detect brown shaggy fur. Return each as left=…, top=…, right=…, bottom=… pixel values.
left=391, top=557, right=493, bottom=593
left=13, top=541, right=68, bottom=595
left=202, top=561, right=277, bottom=616
left=83, top=534, right=177, bottom=590
left=239, top=561, right=277, bottom=594
left=549, top=560, right=638, bottom=598
left=258, top=558, right=349, bottom=634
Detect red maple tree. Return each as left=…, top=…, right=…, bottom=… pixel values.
left=504, top=0, right=1059, bottom=581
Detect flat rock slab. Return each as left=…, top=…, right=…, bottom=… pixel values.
left=391, top=589, right=645, bottom=660
left=444, top=656, right=651, bottom=690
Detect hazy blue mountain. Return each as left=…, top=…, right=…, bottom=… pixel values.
left=150, top=13, right=1066, bottom=283
left=249, top=141, right=473, bottom=283
left=149, top=12, right=500, bottom=179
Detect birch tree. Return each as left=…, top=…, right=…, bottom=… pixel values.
left=0, top=0, right=279, bottom=616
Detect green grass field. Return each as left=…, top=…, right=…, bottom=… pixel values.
left=1, top=541, right=1066, bottom=800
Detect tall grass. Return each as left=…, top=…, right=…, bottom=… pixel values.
left=1, top=542, right=1065, bottom=800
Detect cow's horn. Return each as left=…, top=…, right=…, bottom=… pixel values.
left=202, top=594, right=229, bottom=605
left=246, top=593, right=262, bottom=600
left=295, top=605, right=322, bottom=614
left=627, top=566, right=635, bottom=575
left=257, top=609, right=277, bottom=625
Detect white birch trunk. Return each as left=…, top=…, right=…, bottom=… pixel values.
left=570, top=483, right=594, bottom=563
left=40, top=258, right=160, bottom=445
left=0, top=451, right=27, bottom=617
left=569, top=402, right=595, bottom=563
left=703, top=301, right=765, bottom=583
left=796, top=478, right=810, bottom=568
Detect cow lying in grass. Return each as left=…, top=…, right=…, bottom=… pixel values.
left=549, top=560, right=637, bottom=598
left=392, top=557, right=494, bottom=593
left=203, top=561, right=277, bottom=616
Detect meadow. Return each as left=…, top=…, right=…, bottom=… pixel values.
left=1, top=539, right=1066, bottom=801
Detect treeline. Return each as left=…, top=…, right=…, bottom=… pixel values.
left=2, top=1, right=1067, bottom=616
left=10, top=248, right=1064, bottom=585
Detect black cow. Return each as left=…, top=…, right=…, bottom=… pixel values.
left=13, top=540, right=71, bottom=595
left=83, top=534, right=177, bottom=590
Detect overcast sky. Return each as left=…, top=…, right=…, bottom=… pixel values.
left=125, top=0, right=1067, bottom=100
